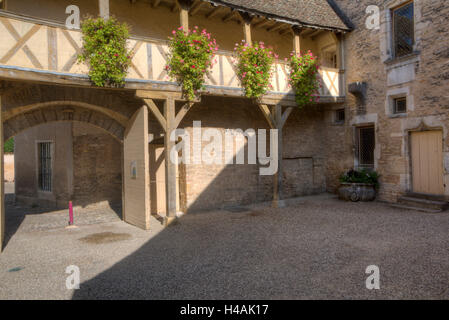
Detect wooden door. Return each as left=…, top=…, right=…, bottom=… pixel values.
left=411, top=131, right=444, bottom=195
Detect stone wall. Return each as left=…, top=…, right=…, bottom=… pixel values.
left=14, top=122, right=73, bottom=207
left=332, top=0, right=449, bottom=201
left=160, top=96, right=333, bottom=212
left=72, top=122, right=122, bottom=208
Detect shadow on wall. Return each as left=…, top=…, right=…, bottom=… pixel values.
left=167, top=95, right=328, bottom=213
left=69, top=95, right=333, bottom=299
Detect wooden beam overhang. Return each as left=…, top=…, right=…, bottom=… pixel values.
left=205, top=5, right=224, bottom=19
left=189, top=0, right=203, bottom=16
left=222, top=9, right=237, bottom=23
left=266, top=23, right=285, bottom=33
left=252, top=18, right=272, bottom=29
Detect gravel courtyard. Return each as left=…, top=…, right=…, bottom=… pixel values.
left=0, top=194, right=447, bottom=300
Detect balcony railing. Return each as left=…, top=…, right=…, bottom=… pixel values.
left=0, top=12, right=344, bottom=100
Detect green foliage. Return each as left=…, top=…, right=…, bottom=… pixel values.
left=167, top=26, right=218, bottom=101
left=234, top=40, right=276, bottom=99
left=340, top=169, right=380, bottom=187
left=79, top=17, right=131, bottom=87
left=4, top=138, right=14, bottom=153
left=288, top=51, right=321, bottom=108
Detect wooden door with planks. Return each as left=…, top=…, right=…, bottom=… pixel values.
left=411, top=131, right=444, bottom=195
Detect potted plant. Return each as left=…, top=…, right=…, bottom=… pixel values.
left=338, top=169, right=379, bottom=202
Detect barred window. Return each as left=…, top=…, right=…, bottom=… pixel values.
left=357, top=126, right=375, bottom=169
left=38, top=142, right=52, bottom=192
left=392, top=2, right=414, bottom=58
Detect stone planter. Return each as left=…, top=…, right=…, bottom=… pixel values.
left=338, top=183, right=376, bottom=202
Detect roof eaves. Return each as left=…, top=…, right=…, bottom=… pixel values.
left=204, top=0, right=353, bottom=32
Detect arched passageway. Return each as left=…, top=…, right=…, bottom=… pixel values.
left=0, top=82, right=151, bottom=252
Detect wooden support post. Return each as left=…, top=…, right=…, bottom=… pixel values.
left=99, top=0, right=110, bottom=20
left=240, top=12, right=253, bottom=45
left=292, top=26, right=303, bottom=55
left=0, top=94, right=5, bottom=252
left=141, top=93, right=194, bottom=225
left=273, top=105, right=283, bottom=207
left=257, top=103, right=293, bottom=208
left=178, top=0, right=193, bottom=31
left=164, top=98, right=177, bottom=223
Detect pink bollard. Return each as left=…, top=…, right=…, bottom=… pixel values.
left=69, top=201, right=73, bottom=225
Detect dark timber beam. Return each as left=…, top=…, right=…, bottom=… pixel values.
left=266, top=23, right=285, bottom=33
left=189, top=0, right=203, bottom=16
left=252, top=18, right=272, bottom=29
left=258, top=103, right=293, bottom=208
left=222, top=9, right=237, bottom=23
left=206, top=5, right=223, bottom=19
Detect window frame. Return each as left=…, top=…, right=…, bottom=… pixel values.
left=335, top=108, right=345, bottom=124
left=356, top=126, right=375, bottom=170
left=391, top=1, right=415, bottom=58
left=36, top=140, right=54, bottom=193
left=393, top=96, right=407, bottom=114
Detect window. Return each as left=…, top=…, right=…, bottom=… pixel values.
left=357, top=126, right=375, bottom=169
left=392, top=2, right=414, bottom=58
left=335, top=109, right=345, bottom=123
left=322, top=50, right=338, bottom=68
left=393, top=97, right=407, bottom=114
left=38, top=142, right=52, bottom=192
left=0, top=0, right=4, bottom=10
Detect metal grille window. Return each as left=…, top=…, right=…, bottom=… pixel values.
left=392, top=2, right=414, bottom=58
left=357, top=126, right=375, bottom=169
left=38, top=142, right=52, bottom=192
left=393, top=97, right=407, bottom=114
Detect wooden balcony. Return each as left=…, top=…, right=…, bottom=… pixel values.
left=0, top=12, right=345, bottom=103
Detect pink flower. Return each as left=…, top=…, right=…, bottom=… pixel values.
left=191, top=65, right=196, bottom=68
left=172, top=30, right=176, bottom=34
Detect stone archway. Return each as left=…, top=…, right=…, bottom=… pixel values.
left=3, top=101, right=127, bottom=142
left=0, top=83, right=153, bottom=252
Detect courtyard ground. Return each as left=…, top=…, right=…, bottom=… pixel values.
left=0, top=192, right=447, bottom=299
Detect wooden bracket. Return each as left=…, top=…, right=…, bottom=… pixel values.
left=258, top=104, right=293, bottom=129
left=143, top=98, right=194, bottom=132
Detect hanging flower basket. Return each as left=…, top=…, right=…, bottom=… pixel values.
left=166, top=26, right=218, bottom=101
